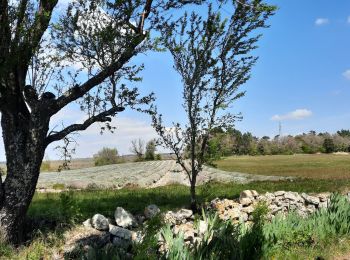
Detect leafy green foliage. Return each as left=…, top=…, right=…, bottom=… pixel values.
left=193, top=211, right=241, bottom=259
left=133, top=214, right=165, bottom=259
left=152, top=0, right=276, bottom=210
left=239, top=202, right=269, bottom=259
left=323, top=138, right=335, bottom=153
left=145, top=140, right=157, bottom=161
left=207, top=128, right=350, bottom=158
left=161, top=225, right=191, bottom=259
left=58, top=191, right=82, bottom=224
left=263, top=194, right=350, bottom=256
left=94, top=147, right=120, bottom=166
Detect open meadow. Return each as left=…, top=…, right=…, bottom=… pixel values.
left=215, top=154, right=350, bottom=179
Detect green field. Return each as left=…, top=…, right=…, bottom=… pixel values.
left=215, top=154, right=350, bottom=180
left=29, top=179, right=350, bottom=222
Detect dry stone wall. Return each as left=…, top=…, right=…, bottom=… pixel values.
left=63, top=190, right=343, bottom=259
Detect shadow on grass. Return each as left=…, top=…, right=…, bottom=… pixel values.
left=27, top=179, right=350, bottom=234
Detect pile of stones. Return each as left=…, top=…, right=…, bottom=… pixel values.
left=63, top=190, right=339, bottom=258
left=63, top=204, right=160, bottom=258
left=210, top=190, right=331, bottom=224
left=158, top=190, right=333, bottom=250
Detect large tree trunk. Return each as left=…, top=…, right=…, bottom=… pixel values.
left=0, top=82, right=49, bottom=244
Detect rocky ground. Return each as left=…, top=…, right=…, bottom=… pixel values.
left=37, top=160, right=291, bottom=190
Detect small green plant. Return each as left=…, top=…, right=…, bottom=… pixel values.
left=133, top=214, right=164, bottom=259
left=83, top=244, right=125, bottom=260
left=193, top=210, right=241, bottom=260
left=161, top=225, right=191, bottom=259
left=239, top=202, right=268, bottom=259
left=52, top=183, right=65, bottom=190
left=58, top=191, right=82, bottom=224
left=157, top=210, right=242, bottom=260
left=0, top=228, right=13, bottom=259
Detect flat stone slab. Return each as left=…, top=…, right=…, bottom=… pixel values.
left=37, top=160, right=291, bottom=190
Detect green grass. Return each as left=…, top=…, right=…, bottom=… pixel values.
left=28, top=180, right=350, bottom=223
left=215, top=154, right=350, bottom=179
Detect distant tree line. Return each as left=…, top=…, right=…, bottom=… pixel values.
left=93, top=139, right=161, bottom=166
left=204, top=128, right=350, bottom=160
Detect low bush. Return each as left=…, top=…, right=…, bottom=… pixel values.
left=94, top=147, right=120, bottom=166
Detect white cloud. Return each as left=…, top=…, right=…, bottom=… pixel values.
left=342, top=69, right=350, bottom=80
left=271, top=109, right=313, bottom=121
left=46, top=108, right=164, bottom=158
left=315, top=18, right=329, bottom=26
left=0, top=107, right=163, bottom=161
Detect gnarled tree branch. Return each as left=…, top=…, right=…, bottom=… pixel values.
left=11, top=0, right=29, bottom=51
left=45, top=106, right=125, bottom=145
left=21, top=0, right=58, bottom=72
left=0, top=0, right=10, bottom=68
left=50, top=35, right=146, bottom=115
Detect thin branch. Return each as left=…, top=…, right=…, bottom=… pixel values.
left=138, top=0, right=153, bottom=32
left=45, top=106, right=124, bottom=145
left=11, top=0, right=29, bottom=50
left=20, top=0, right=58, bottom=72
left=51, top=36, right=145, bottom=115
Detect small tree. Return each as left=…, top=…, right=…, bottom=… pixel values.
left=323, top=138, right=335, bottom=154
left=153, top=1, right=275, bottom=210
left=145, top=139, right=157, bottom=160
left=130, top=139, right=145, bottom=161
left=0, top=0, right=206, bottom=243
left=94, top=147, right=119, bottom=166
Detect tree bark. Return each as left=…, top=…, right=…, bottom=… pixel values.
left=0, top=80, right=49, bottom=244
left=190, top=174, right=197, bottom=213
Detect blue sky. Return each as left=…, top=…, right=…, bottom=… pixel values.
left=144, top=0, right=350, bottom=138
left=1, top=0, right=350, bottom=161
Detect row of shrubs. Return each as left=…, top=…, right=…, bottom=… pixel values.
left=38, top=142, right=162, bottom=172
left=93, top=146, right=162, bottom=167
left=205, top=128, right=350, bottom=160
